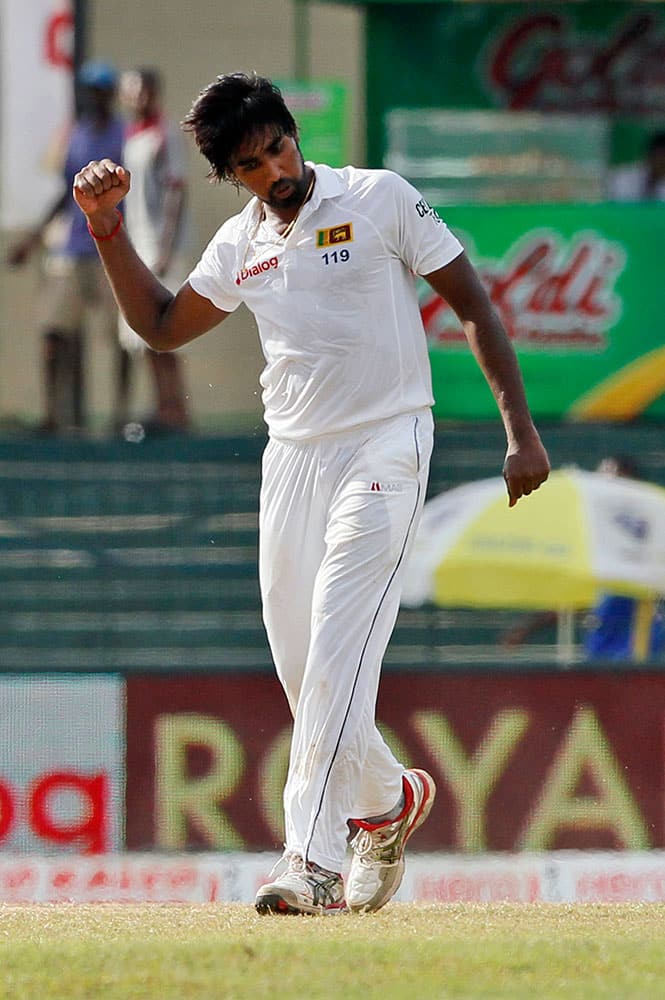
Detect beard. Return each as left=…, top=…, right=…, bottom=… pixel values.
left=267, top=161, right=309, bottom=210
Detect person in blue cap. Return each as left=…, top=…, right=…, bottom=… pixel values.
left=7, top=60, right=128, bottom=434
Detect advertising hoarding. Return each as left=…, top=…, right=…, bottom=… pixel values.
left=5, top=850, right=665, bottom=903
left=421, top=202, right=665, bottom=420
left=126, top=671, right=665, bottom=855
left=0, top=0, right=73, bottom=227
left=367, top=2, right=665, bottom=166
left=2, top=669, right=664, bottom=859
left=0, top=675, right=124, bottom=853
left=274, top=80, right=349, bottom=167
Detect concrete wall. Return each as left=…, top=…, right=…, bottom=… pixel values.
left=0, top=0, right=364, bottom=433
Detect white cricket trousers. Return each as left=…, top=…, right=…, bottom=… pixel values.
left=259, top=408, right=434, bottom=872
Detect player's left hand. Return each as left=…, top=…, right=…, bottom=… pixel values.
left=503, top=435, right=550, bottom=507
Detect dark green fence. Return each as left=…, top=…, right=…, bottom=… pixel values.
left=1, top=423, right=664, bottom=672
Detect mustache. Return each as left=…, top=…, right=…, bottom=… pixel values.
left=270, top=178, right=297, bottom=197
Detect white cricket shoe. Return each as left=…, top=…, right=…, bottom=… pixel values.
left=346, top=768, right=436, bottom=913
left=255, top=853, right=346, bottom=915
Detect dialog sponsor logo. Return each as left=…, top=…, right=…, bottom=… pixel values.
left=235, top=256, right=279, bottom=285
left=0, top=770, right=110, bottom=854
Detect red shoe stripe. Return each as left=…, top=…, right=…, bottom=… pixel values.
left=354, top=772, right=416, bottom=831
left=403, top=769, right=433, bottom=840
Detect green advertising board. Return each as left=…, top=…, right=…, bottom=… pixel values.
left=363, top=2, right=665, bottom=166
left=275, top=80, right=349, bottom=166
left=422, top=203, right=665, bottom=421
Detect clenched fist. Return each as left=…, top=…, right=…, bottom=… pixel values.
left=73, top=159, right=131, bottom=224
left=503, top=435, right=550, bottom=508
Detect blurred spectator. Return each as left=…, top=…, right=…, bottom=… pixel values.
left=582, top=455, right=665, bottom=661
left=606, top=131, right=665, bottom=202
left=117, top=67, right=191, bottom=435
left=7, top=60, right=129, bottom=434
left=501, top=455, right=665, bottom=661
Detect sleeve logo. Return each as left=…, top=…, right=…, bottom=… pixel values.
left=316, top=223, right=354, bottom=247
left=415, top=199, right=443, bottom=225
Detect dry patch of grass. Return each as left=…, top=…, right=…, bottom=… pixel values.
left=1, top=903, right=664, bottom=999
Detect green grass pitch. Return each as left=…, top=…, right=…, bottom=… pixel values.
left=1, top=902, right=664, bottom=999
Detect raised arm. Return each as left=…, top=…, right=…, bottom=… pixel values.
left=72, top=159, right=228, bottom=351
left=423, top=252, right=550, bottom=506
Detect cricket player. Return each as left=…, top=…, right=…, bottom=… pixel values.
left=72, top=72, right=550, bottom=915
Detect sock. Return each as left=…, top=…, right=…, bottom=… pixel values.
left=357, top=774, right=414, bottom=829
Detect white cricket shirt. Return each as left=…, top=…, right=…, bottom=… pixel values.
left=188, top=164, right=463, bottom=441
left=123, top=115, right=191, bottom=268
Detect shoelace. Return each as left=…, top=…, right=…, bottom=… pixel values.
left=278, top=853, right=342, bottom=905
left=309, top=871, right=343, bottom=907
left=352, top=822, right=404, bottom=863
left=268, top=849, right=301, bottom=879
left=270, top=851, right=338, bottom=882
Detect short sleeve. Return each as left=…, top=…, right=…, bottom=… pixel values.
left=188, top=230, right=243, bottom=314
left=384, top=171, right=464, bottom=276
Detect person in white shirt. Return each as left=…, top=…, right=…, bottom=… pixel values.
left=72, top=72, right=550, bottom=915
left=606, top=131, right=665, bottom=202
left=118, top=67, right=190, bottom=434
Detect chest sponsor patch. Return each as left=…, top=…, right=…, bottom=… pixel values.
left=316, top=223, right=353, bottom=247
left=236, top=255, right=279, bottom=285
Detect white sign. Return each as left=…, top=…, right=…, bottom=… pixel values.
left=0, top=0, right=73, bottom=227
left=0, top=675, right=124, bottom=852
left=1, top=851, right=665, bottom=903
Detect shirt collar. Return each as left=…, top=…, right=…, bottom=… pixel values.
left=306, top=162, right=345, bottom=209
left=242, top=161, right=344, bottom=230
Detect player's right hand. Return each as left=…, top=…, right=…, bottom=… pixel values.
left=73, top=159, right=130, bottom=219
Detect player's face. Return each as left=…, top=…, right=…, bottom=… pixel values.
left=230, top=128, right=308, bottom=212
left=120, top=72, right=155, bottom=119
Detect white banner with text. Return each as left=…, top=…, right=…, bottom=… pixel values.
left=0, top=0, right=72, bottom=227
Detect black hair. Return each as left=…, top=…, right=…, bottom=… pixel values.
left=133, top=67, right=162, bottom=95
left=648, top=130, right=665, bottom=154
left=182, top=72, right=298, bottom=184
